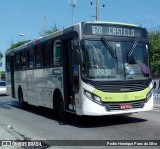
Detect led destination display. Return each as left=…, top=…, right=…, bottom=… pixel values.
left=83, top=23, right=148, bottom=38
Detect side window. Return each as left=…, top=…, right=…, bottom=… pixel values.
left=35, top=45, right=43, bottom=68
left=6, top=56, right=10, bottom=72
left=21, top=50, right=27, bottom=70
left=28, top=48, right=34, bottom=69
left=53, top=40, right=62, bottom=66
left=43, top=41, right=52, bottom=67
left=15, top=53, right=21, bottom=70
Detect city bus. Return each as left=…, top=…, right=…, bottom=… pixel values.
left=5, top=21, right=153, bottom=120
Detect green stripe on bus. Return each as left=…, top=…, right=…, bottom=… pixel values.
left=93, top=87, right=150, bottom=102
left=93, top=21, right=139, bottom=27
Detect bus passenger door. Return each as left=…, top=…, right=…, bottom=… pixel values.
left=10, top=55, right=15, bottom=98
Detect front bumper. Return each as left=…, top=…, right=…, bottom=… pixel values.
left=82, top=94, right=153, bottom=116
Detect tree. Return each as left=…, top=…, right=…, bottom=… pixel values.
left=39, top=24, right=60, bottom=36
left=0, top=50, right=3, bottom=59
left=149, top=32, right=160, bottom=77
left=0, top=71, right=5, bottom=80
left=7, top=40, right=31, bottom=51
left=7, top=25, right=60, bottom=52
left=0, top=50, right=3, bottom=68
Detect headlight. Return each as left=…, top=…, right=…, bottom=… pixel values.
left=85, top=90, right=92, bottom=99
left=149, top=81, right=154, bottom=90
left=93, top=96, right=101, bottom=103
left=84, top=89, right=102, bottom=104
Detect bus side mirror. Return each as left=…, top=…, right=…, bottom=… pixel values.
left=75, top=49, right=82, bottom=65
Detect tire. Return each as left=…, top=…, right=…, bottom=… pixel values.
left=18, top=89, right=26, bottom=109
left=57, top=95, right=67, bottom=121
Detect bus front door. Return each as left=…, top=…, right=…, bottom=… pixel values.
left=63, top=39, right=75, bottom=112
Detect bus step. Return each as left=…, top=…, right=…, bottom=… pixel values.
left=69, top=104, right=75, bottom=111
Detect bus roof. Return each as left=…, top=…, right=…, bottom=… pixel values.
left=83, top=21, right=141, bottom=27
left=6, top=29, right=64, bottom=54
left=6, top=21, right=144, bottom=54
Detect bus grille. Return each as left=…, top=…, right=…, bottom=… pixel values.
left=103, top=100, right=146, bottom=111
left=97, top=84, right=147, bottom=92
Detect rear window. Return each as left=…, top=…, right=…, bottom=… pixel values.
left=0, top=82, right=6, bottom=86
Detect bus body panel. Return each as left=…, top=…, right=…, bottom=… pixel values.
left=6, top=72, right=12, bottom=95
left=9, top=67, right=64, bottom=109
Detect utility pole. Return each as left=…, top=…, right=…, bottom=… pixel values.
left=69, top=0, right=77, bottom=25
left=90, top=0, right=105, bottom=21
left=43, top=16, right=46, bottom=36
left=96, top=0, right=99, bottom=21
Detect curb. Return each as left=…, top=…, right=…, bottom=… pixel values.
left=0, top=124, right=22, bottom=149
left=154, top=103, right=160, bottom=108
left=0, top=123, right=24, bottom=140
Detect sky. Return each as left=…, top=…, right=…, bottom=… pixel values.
left=0, top=0, right=160, bottom=71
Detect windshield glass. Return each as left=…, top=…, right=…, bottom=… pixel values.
left=123, top=42, right=150, bottom=80
left=82, top=40, right=118, bottom=80
left=81, top=40, right=150, bottom=81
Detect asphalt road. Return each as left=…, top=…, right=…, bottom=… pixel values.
left=0, top=95, right=160, bottom=149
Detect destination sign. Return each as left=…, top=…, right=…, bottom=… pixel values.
left=83, top=24, right=148, bottom=38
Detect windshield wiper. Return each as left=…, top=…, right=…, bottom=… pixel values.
left=101, top=37, right=117, bottom=58
left=128, top=40, right=138, bottom=57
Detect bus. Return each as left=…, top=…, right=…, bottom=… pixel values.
left=5, top=21, right=153, bottom=120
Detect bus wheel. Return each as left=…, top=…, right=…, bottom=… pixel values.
left=58, top=95, right=67, bottom=121
left=18, top=90, right=26, bottom=109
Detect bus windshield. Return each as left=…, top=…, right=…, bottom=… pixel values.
left=81, top=40, right=151, bottom=81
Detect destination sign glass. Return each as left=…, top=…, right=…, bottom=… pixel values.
left=83, top=24, right=148, bottom=38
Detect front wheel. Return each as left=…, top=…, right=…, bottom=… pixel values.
left=58, top=95, right=67, bottom=121
left=18, top=89, right=27, bottom=109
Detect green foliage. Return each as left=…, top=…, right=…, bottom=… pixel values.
left=0, top=50, right=3, bottom=68
left=149, top=32, right=160, bottom=77
left=39, top=24, right=60, bottom=36
left=7, top=40, right=31, bottom=51
left=0, top=71, right=5, bottom=80
left=7, top=25, right=60, bottom=52
left=0, top=51, right=3, bottom=59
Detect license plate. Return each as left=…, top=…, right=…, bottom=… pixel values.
left=120, top=104, right=133, bottom=110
